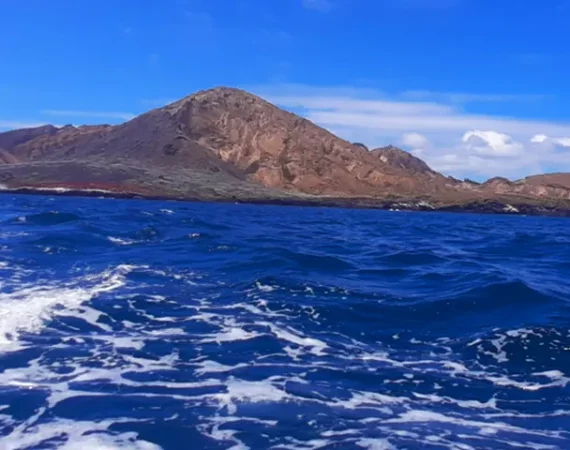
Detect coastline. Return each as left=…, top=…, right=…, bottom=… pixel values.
left=3, top=185, right=570, bottom=218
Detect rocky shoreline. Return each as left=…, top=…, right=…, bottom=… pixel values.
left=3, top=184, right=570, bottom=218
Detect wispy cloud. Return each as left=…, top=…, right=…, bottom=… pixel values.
left=254, top=83, right=545, bottom=107
left=0, top=120, right=61, bottom=131
left=304, top=109, right=570, bottom=137
left=302, top=0, right=334, bottom=12
left=41, top=110, right=135, bottom=121
left=140, top=98, right=177, bottom=108
left=265, top=94, right=454, bottom=116
left=251, top=83, right=570, bottom=179
left=401, top=91, right=547, bottom=104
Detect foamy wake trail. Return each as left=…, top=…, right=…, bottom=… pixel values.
left=0, top=269, right=568, bottom=449
left=0, top=265, right=134, bottom=351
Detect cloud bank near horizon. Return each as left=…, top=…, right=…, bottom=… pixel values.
left=252, top=83, right=570, bottom=180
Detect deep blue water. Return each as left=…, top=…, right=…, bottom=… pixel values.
left=0, top=194, right=569, bottom=450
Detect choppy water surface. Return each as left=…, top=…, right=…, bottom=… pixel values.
left=0, top=194, right=569, bottom=449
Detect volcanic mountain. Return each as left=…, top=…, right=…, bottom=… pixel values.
left=1, top=87, right=570, bottom=215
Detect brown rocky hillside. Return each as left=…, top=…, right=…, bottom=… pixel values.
left=1, top=86, right=570, bottom=213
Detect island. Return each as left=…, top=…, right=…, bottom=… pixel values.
left=2, top=87, right=570, bottom=216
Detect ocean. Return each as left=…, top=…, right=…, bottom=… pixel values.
left=0, top=194, right=569, bottom=450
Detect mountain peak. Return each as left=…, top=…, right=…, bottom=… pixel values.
left=168, top=86, right=265, bottom=109
left=370, top=146, right=435, bottom=175
left=192, top=86, right=256, bottom=99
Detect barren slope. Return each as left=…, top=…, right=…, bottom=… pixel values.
left=166, top=87, right=449, bottom=196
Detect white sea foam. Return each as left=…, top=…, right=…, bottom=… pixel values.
left=0, top=265, right=132, bottom=350
left=412, top=392, right=497, bottom=410
left=213, top=378, right=288, bottom=414
left=342, top=390, right=407, bottom=409
left=0, top=258, right=567, bottom=449
left=145, top=328, right=186, bottom=336
left=356, top=439, right=397, bottom=450
left=264, top=323, right=328, bottom=355
left=386, top=410, right=562, bottom=438
left=234, top=302, right=287, bottom=318
left=111, top=336, right=145, bottom=350
left=195, top=360, right=248, bottom=375
left=108, top=236, right=137, bottom=246
left=57, top=434, right=162, bottom=450
left=474, top=328, right=549, bottom=365
left=198, top=417, right=252, bottom=450
left=485, top=372, right=570, bottom=391
left=0, top=417, right=162, bottom=450
left=200, top=326, right=261, bottom=344
left=255, top=281, right=275, bottom=293
left=479, top=335, right=510, bottom=363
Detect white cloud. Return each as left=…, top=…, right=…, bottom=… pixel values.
left=402, top=91, right=547, bottom=104
left=252, top=83, right=570, bottom=179
left=430, top=132, right=570, bottom=178
left=0, top=111, right=136, bottom=130
left=462, top=130, right=523, bottom=157
left=401, top=132, right=429, bottom=149
left=303, top=110, right=570, bottom=137
left=268, top=95, right=453, bottom=116
left=0, top=120, right=57, bottom=131
left=430, top=153, right=510, bottom=177
left=531, top=134, right=570, bottom=148
left=302, top=0, right=333, bottom=12
left=41, top=110, right=135, bottom=121
left=531, top=134, right=549, bottom=144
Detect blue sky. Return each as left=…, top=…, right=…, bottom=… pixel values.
left=3, top=0, right=570, bottom=179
